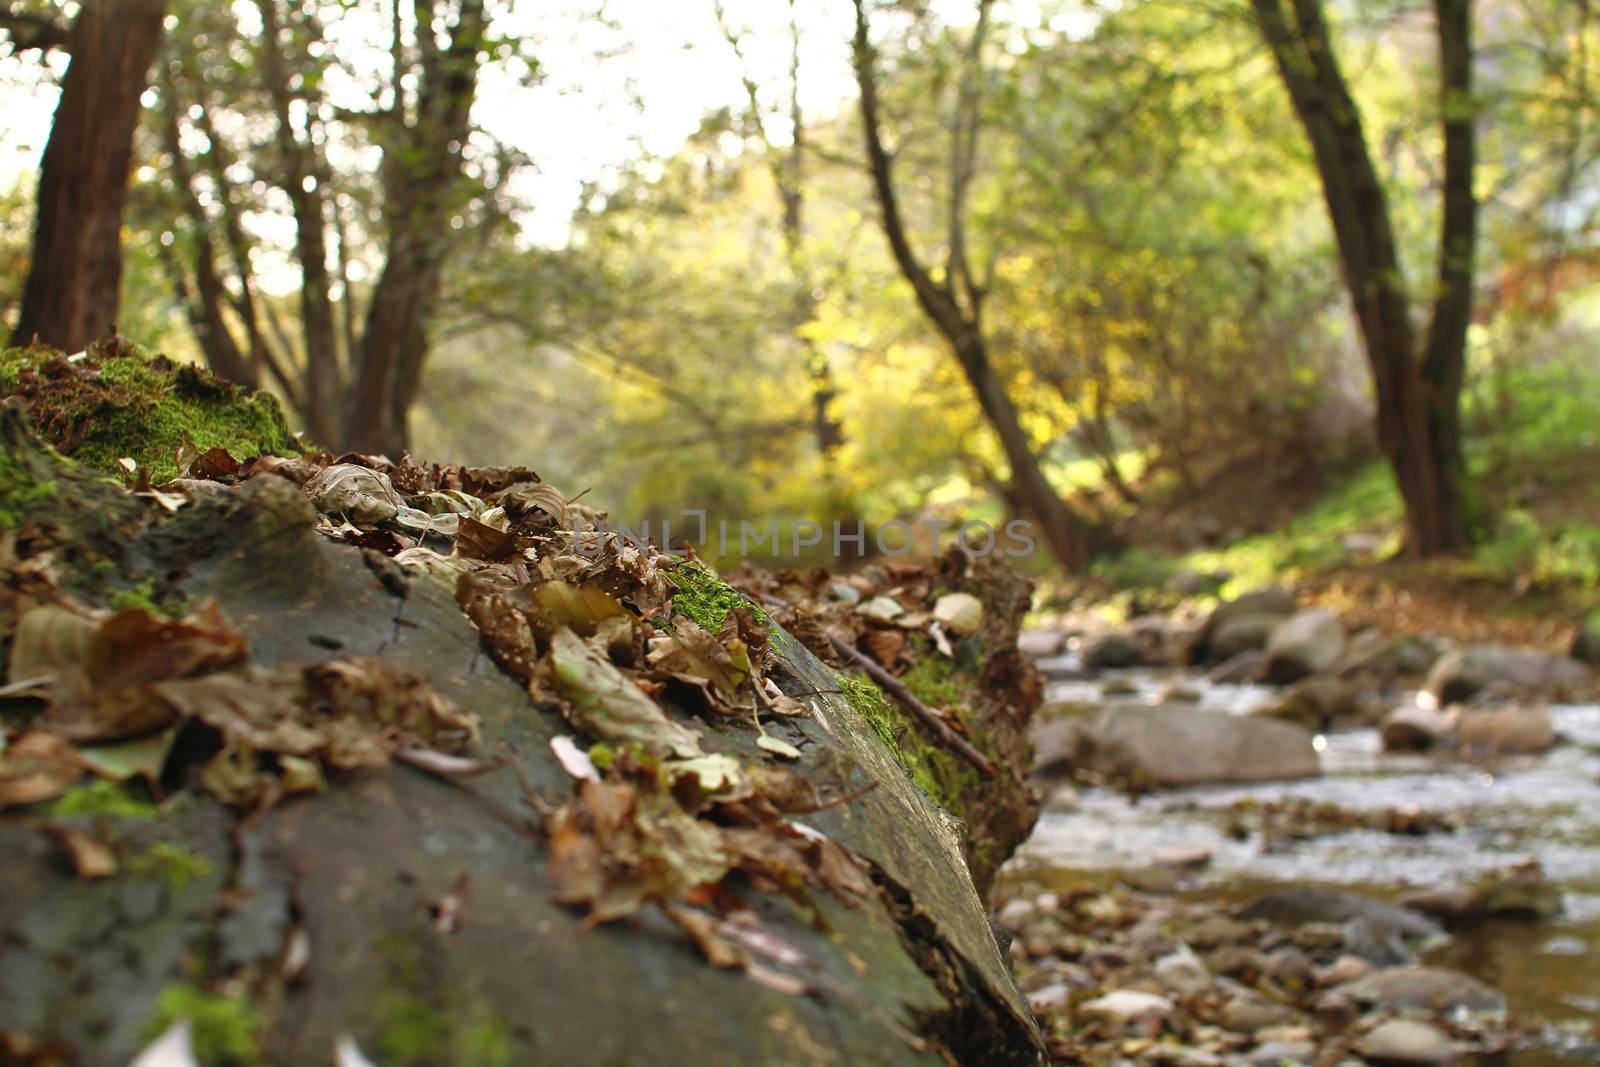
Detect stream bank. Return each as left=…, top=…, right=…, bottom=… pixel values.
left=1000, top=601, right=1599, bottom=1066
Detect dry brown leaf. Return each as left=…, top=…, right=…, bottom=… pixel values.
left=0, top=731, right=88, bottom=809
left=41, top=823, right=117, bottom=879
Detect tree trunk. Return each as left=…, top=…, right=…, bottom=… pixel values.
left=956, top=335, right=1091, bottom=571
left=1251, top=0, right=1477, bottom=557
left=11, top=0, right=166, bottom=351
left=340, top=0, right=485, bottom=455
left=850, top=0, right=1093, bottom=573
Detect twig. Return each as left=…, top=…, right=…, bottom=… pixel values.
left=827, top=635, right=994, bottom=778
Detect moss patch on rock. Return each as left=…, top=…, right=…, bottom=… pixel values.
left=142, top=983, right=264, bottom=1065
left=0, top=447, right=58, bottom=528
left=839, top=671, right=983, bottom=818
left=666, top=561, right=766, bottom=632
left=0, top=340, right=294, bottom=482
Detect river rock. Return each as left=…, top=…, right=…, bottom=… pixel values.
left=1155, top=950, right=1212, bottom=997
left=1083, top=631, right=1143, bottom=669
left=1455, top=704, right=1555, bottom=755
left=1240, top=889, right=1444, bottom=944
left=1018, top=628, right=1067, bottom=658
left=1078, top=990, right=1174, bottom=1034
left=1358, top=1019, right=1455, bottom=1065
left=1026, top=981, right=1072, bottom=1015
left=1247, top=1040, right=1316, bottom=1066
left=1424, top=645, right=1591, bottom=704
left=1263, top=609, right=1347, bottom=683
left=1063, top=706, right=1321, bottom=787
left=1208, top=648, right=1266, bottom=684
left=1341, top=633, right=1449, bottom=683
left=1168, top=568, right=1231, bottom=597
left=1328, top=965, right=1506, bottom=1015
left=1221, top=994, right=1291, bottom=1033
left=1380, top=704, right=1456, bottom=752
left=1208, top=613, right=1284, bottom=663
left=1187, top=588, right=1297, bottom=664
left=1315, top=954, right=1374, bottom=988
left=1260, top=676, right=1365, bottom=730
left=1474, top=861, right=1563, bottom=919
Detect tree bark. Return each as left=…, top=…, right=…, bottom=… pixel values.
left=1251, top=0, right=1477, bottom=556
left=11, top=0, right=166, bottom=351
left=256, top=0, right=341, bottom=448
left=850, top=0, right=1092, bottom=572
left=341, top=0, right=486, bottom=455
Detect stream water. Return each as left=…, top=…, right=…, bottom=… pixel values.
left=1002, top=658, right=1600, bottom=1061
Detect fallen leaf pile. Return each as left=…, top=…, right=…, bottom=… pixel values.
left=0, top=595, right=480, bottom=813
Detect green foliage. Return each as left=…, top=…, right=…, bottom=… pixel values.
left=48, top=780, right=158, bottom=819
left=128, top=842, right=215, bottom=892
left=142, top=984, right=263, bottom=1066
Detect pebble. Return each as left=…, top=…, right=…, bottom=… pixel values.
left=1248, top=1040, right=1316, bottom=1066
left=1152, top=845, right=1213, bottom=869
left=1026, top=981, right=1072, bottom=1015
left=1078, top=990, right=1175, bottom=1034
left=1357, top=1018, right=1455, bottom=1065
left=1315, top=954, right=1375, bottom=988
left=1154, top=949, right=1212, bottom=997
left=1221, top=995, right=1292, bottom=1034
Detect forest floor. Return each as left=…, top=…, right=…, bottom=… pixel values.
left=1045, top=359, right=1600, bottom=652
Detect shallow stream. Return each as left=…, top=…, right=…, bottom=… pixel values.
left=1003, top=659, right=1600, bottom=1061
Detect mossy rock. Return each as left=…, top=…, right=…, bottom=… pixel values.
left=0, top=337, right=295, bottom=482
left=0, top=423, right=1045, bottom=1067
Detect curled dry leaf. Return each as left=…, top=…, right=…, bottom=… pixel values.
left=0, top=731, right=88, bottom=809
left=550, top=628, right=703, bottom=760
left=521, top=580, right=626, bottom=642
left=455, top=516, right=519, bottom=562
left=303, top=464, right=404, bottom=524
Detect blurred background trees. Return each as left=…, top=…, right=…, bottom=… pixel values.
left=2, top=0, right=1598, bottom=587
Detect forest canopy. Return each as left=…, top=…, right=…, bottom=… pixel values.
left=2, top=0, right=1597, bottom=582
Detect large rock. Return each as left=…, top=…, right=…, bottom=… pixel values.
left=1262, top=609, right=1347, bottom=683
left=1186, top=589, right=1296, bottom=665
left=0, top=411, right=1047, bottom=1067
left=1059, top=706, right=1320, bottom=787
left=1424, top=645, right=1591, bottom=704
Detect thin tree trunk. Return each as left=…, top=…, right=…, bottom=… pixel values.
left=256, top=0, right=340, bottom=446
left=11, top=0, right=166, bottom=351
left=1251, top=0, right=1477, bottom=556
left=850, top=0, right=1092, bottom=572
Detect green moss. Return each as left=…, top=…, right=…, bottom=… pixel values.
left=142, top=983, right=263, bottom=1065
left=371, top=931, right=515, bottom=1067
left=48, top=779, right=158, bottom=818
left=666, top=562, right=766, bottom=632
left=109, top=578, right=191, bottom=618
left=838, top=671, right=982, bottom=817
left=0, top=342, right=295, bottom=482
left=899, top=653, right=968, bottom=710
left=128, top=842, right=215, bottom=891
left=0, top=447, right=58, bottom=528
